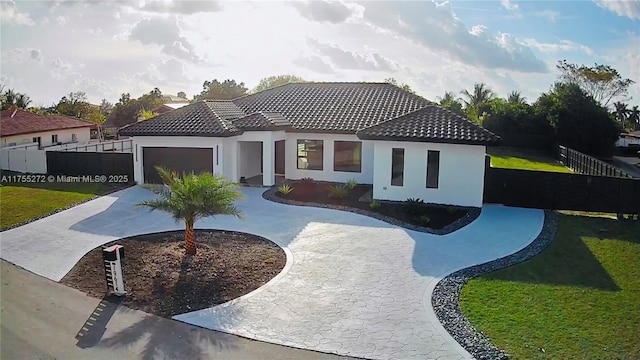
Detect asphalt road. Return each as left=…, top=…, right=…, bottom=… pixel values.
left=0, top=260, right=350, bottom=360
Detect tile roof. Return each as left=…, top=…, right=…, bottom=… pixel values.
left=234, top=82, right=432, bottom=133
left=356, top=105, right=501, bottom=145
left=119, top=101, right=241, bottom=137
left=0, top=109, right=94, bottom=137
left=232, top=112, right=291, bottom=131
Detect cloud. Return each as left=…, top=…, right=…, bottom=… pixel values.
left=128, top=17, right=201, bottom=62
left=501, top=0, right=519, bottom=11
left=291, top=0, right=355, bottom=24
left=361, top=1, right=547, bottom=73
left=293, top=56, right=335, bottom=74
left=533, top=10, right=561, bottom=22
left=0, top=0, right=35, bottom=26
left=594, top=0, right=640, bottom=20
left=521, top=38, right=594, bottom=55
left=136, top=0, right=223, bottom=14
left=56, top=16, right=67, bottom=26
left=3, top=48, right=43, bottom=63
left=307, top=38, right=397, bottom=71
left=30, top=49, right=42, bottom=62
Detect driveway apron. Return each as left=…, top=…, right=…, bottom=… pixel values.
left=0, top=186, right=544, bottom=360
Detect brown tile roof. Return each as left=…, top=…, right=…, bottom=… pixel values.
left=0, top=109, right=94, bottom=137
left=356, top=105, right=500, bottom=145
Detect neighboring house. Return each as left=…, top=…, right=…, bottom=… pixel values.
left=120, top=82, right=500, bottom=207
left=1, top=109, right=93, bottom=148
left=616, top=131, right=640, bottom=150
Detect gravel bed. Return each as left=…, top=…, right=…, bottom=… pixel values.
left=262, top=185, right=480, bottom=235
left=431, top=210, right=558, bottom=359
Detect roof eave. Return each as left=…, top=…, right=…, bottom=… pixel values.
left=356, top=134, right=501, bottom=146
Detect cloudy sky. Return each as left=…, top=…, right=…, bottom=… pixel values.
left=1, top=0, right=638, bottom=108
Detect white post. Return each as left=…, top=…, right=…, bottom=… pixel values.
left=113, top=247, right=125, bottom=296
left=262, top=140, right=274, bottom=186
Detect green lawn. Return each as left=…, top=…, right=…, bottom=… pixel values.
left=460, top=213, right=640, bottom=359
left=488, top=146, right=572, bottom=173
left=0, top=182, right=112, bottom=230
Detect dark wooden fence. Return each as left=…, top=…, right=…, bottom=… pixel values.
left=484, top=166, right=640, bottom=214
left=46, top=151, right=134, bottom=183
left=558, top=145, right=634, bottom=178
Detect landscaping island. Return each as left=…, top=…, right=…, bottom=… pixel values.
left=61, top=230, right=286, bottom=317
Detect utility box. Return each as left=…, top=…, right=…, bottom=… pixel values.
left=102, top=245, right=125, bottom=296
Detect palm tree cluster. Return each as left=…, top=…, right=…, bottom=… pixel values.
left=137, top=167, right=244, bottom=256
left=1, top=85, right=32, bottom=110
left=613, top=102, right=640, bottom=131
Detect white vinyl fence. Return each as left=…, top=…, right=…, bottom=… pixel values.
left=0, top=143, right=47, bottom=174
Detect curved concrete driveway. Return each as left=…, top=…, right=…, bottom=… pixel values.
left=0, top=186, right=544, bottom=360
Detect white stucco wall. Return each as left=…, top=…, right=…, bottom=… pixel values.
left=1, top=128, right=90, bottom=148
left=285, top=133, right=374, bottom=184
left=131, top=136, right=225, bottom=183
left=372, top=141, right=486, bottom=207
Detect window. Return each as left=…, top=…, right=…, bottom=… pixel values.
left=51, top=134, right=58, bottom=143
left=71, top=134, right=77, bottom=142
left=426, top=150, right=440, bottom=188
left=297, top=140, right=323, bottom=170
left=32, top=136, right=41, bottom=146
left=391, top=148, right=404, bottom=186
left=334, top=141, right=362, bottom=172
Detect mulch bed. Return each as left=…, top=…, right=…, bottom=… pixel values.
left=277, top=181, right=469, bottom=230
left=61, top=230, right=286, bottom=318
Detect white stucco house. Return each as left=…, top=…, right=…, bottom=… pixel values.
left=119, top=82, right=500, bottom=207
left=1, top=109, right=93, bottom=148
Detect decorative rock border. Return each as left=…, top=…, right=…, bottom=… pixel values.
left=0, top=184, right=134, bottom=232
left=262, top=185, right=480, bottom=235
left=431, top=210, right=558, bottom=359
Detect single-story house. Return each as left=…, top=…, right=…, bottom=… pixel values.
left=119, top=82, right=500, bottom=207
left=1, top=109, right=93, bottom=148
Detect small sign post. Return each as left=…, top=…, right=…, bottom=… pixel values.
left=102, top=245, right=125, bottom=296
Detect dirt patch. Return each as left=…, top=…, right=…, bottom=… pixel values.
left=61, top=230, right=286, bottom=317
left=277, top=181, right=468, bottom=230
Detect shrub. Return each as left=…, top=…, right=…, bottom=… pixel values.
left=404, top=198, right=426, bottom=216
left=369, top=200, right=381, bottom=209
left=419, top=215, right=431, bottom=226
left=278, top=184, right=293, bottom=195
left=345, top=179, right=358, bottom=190
left=446, top=206, right=458, bottom=215
left=328, top=184, right=348, bottom=199
left=301, top=177, right=314, bottom=183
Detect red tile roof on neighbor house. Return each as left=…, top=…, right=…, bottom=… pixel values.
left=0, top=109, right=95, bottom=137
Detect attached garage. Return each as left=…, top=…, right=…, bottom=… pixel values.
left=142, top=147, right=214, bottom=183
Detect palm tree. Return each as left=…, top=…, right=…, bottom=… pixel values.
left=460, top=83, right=496, bottom=122
left=15, top=93, right=31, bottom=109
left=137, top=167, right=244, bottom=255
left=613, top=101, right=630, bottom=129
left=507, top=90, right=527, bottom=105
left=628, top=105, right=640, bottom=130
left=437, top=91, right=458, bottom=105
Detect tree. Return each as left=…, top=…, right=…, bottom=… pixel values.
left=194, top=79, right=247, bottom=101
left=100, top=99, right=113, bottom=116
left=460, top=83, right=496, bottom=123
left=56, top=91, right=91, bottom=118
left=613, top=101, right=630, bottom=129
left=507, top=90, right=527, bottom=105
left=483, top=98, right=552, bottom=137
left=1, top=87, right=32, bottom=110
left=384, top=77, right=415, bottom=94
left=437, top=91, right=464, bottom=116
left=251, top=75, right=306, bottom=93
left=137, top=167, right=244, bottom=255
left=535, top=82, right=620, bottom=156
left=137, top=107, right=158, bottom=120
left=108, top=89, right=164, bottom=127
left=556, top=60, right=635, bottom=106
left=628, top=106, right=640, bottom=131
left=177, top=91, right=187, bottom=99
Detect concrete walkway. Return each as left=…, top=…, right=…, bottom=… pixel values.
left=0, top=186, right=544, bottom=360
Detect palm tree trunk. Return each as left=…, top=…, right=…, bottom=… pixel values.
left=184, top=221, right=196, bottom=255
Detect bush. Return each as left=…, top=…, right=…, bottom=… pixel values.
left=404, top=198, right=426, bottom=216
left=301, top=177, right=314, bottom=183
left=419, top=215, right=431, bottom=226
left=328, top=184, right=348, bottom=199
left=446, top=206, right=458, bottom=215
left=345, top=179, right=358, bottom=190
left=369, top=200, right=381, bottom=209
left=278, top=184, right=293, bottom=195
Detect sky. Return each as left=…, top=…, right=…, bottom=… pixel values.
left=1, top=0, right=639, bottom=108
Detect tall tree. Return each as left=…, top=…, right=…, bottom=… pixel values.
left=137, top=167, right=244, bottom=256
left=195, top=79, right=247, bottom=101
left=460, top=83, right=496, bottom=123
left=628, top=105, right=640, bottom=130
left=507, top=90, right=527, bottom=105
left=100, top=99, right=113, bottom=116
left=1, top=87, right=32, bottom=110
left=177, top=91, right=187, bottom=99
left=556, top=60, right=635, bottom=107
left=613, top=101, right=630, bottom=129
left=437, top=91, right=464, bottom=116
left=535, top=82, right=620, bottom=156
left=56, top=91, right=91, bottom=118
left=384, top=77, right=415, bottom=94
left=251, top=75, right=306, bottom=93
left=108, top=89, right=164, bottom=127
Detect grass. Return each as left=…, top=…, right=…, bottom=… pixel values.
left=459, top=213, right=640, bottom=359
left=0, top=181, right=112, bottom=230
left=488, top=146, right=572, bottom=173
